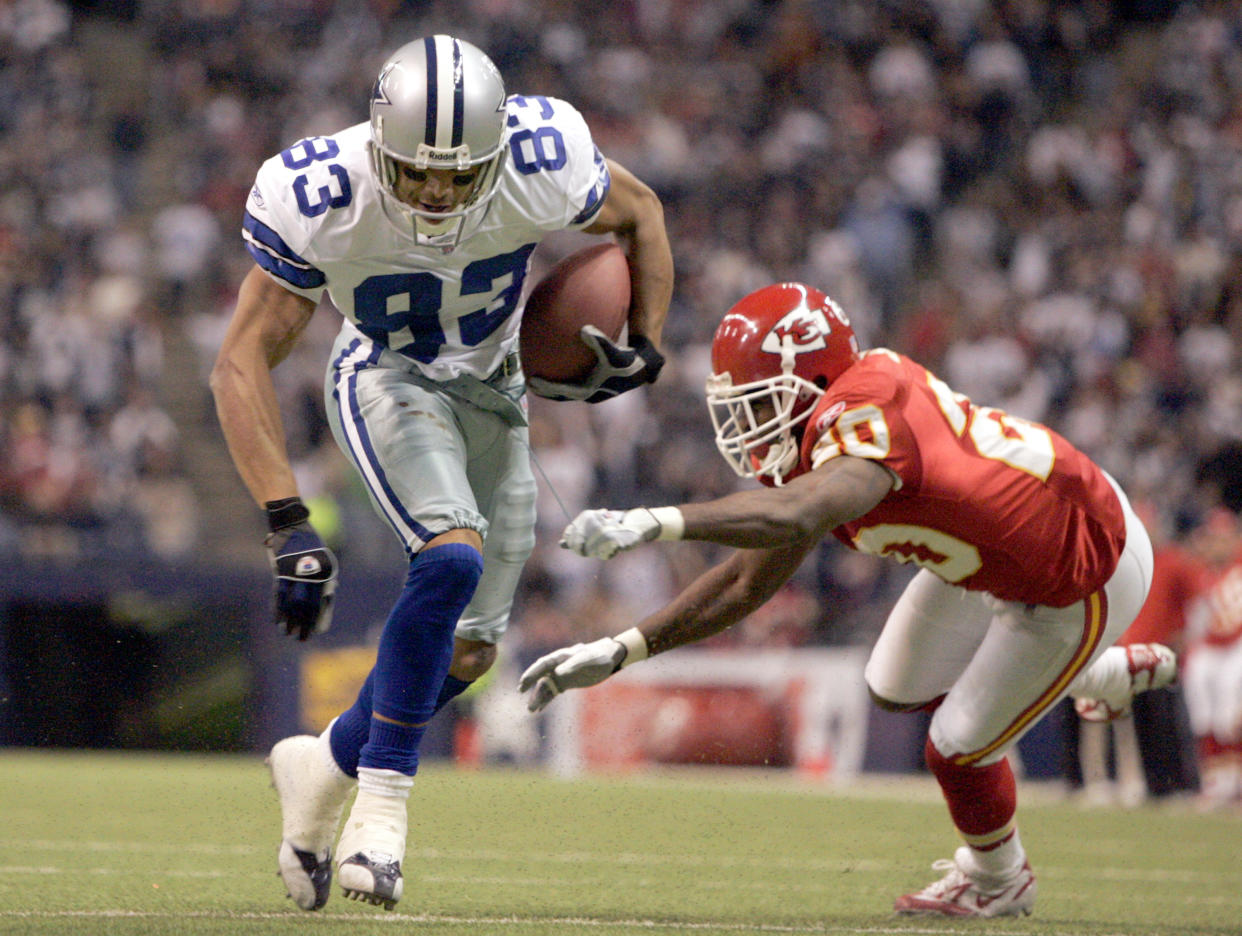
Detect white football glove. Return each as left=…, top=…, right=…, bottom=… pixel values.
left=560, top=507, right=682, bottom=559
left=518, top=629, right=648, bottom=712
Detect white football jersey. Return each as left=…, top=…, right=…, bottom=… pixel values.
left=242, top=94, right=610, bottom=381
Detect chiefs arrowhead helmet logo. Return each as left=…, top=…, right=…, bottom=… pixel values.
left=761, top=306, right=830, bottom=355
left=759, top=290, right=849, bottom=358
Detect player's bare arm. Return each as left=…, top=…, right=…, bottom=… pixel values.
left=210, top=265, right=318, bottom=506
left=678, top=455, right=895, bottom=549
left=559, top=454, right=894, bottom=561
left=526, top=157, right=673, bottom=404
left=584, top=158, right=673, bottom=347
left=518, top=537, right=817, bottom=712
left=525, top=455, right=892, bottom=711
left=641, top=541, right=816, bottom=655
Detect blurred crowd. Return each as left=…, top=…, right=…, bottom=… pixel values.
left=4, top=0, right=1242, bottom=783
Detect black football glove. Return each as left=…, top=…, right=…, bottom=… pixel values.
left=264, top=497, right=338, bottom=641
left=527, top=325, right=665, bottom=403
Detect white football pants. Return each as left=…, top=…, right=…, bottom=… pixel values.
left=325, top=332, right=537, bottom=645
left=865, top=476, right=1153, bottom=765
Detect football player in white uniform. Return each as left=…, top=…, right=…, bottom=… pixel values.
left=211, top=35, right=672, bottom=912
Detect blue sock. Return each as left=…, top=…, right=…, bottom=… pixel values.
left=435, top=674, right=472, bottom=712
left=329, top=672, right=373, bottom=778
left=363, top=716, right=423, bottom=772
left=331, top=668, right=476, bottom=775
left=358, top=543, right=483, bottom=775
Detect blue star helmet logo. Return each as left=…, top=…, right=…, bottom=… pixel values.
left=372, top=62, right=395, bottom=106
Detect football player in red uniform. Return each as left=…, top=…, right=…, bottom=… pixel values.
left=1182, top=508, right=1242, bottom=807
left=520, top=283, right=1175, bottom=918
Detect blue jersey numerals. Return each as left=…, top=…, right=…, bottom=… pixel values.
left=354, top=272, right=445, bottom=361
left=281, top=137, right=353, bottom=217
left=459, top=246, right=537, bottom=345
left=277, top=111, right=564, bottom=362
left=507, top=95, right=567, bottom=176
left=352, top=243, right=536, bottom=362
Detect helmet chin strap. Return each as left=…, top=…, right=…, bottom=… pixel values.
left=414, top=214, right=466, bottom=249
left=757, top=436, right=798, bottom=486
left=374, top=187, right=490, bottom=251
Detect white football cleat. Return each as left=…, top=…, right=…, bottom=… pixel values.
left=268, top=731, right=354, bottom=911
left=895, top=846, right=1036, bottom=918
left=338, top=851, right=404, bottom=910
left=336, top=775, right=410, bottom=911
left=1074, top=643, right=1177, bottom=723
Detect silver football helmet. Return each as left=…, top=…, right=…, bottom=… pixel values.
left=369, top=35, right=510, bottom=248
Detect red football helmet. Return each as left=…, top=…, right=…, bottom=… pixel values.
left=707, top=283, right=859, bottom=485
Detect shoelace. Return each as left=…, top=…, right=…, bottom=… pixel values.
left=923, top=859, right=970, bottom=894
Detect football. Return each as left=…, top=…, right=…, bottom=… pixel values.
left=519, top=242, right=631, bottom=382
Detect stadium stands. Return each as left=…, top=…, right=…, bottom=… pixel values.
left=1, top=2, right=1237, bottom=766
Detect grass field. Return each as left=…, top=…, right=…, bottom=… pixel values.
left=0, top=750, right=1238, bottom=936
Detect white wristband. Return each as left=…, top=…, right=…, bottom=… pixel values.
left=614, top=626, right=649, bottom=668
left=648, top=506, right=684, bottom=541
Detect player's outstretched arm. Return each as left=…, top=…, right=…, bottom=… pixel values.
left=519, top=542, right=811, bottom=712
left=561, top=455, right=894, bottom=559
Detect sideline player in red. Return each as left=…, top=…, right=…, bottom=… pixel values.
left=519, top=283, right=1175, bottom=918
left=1182, top=508, right=1242, bottom=807
left=1073, top=498, right=1207, bottom=804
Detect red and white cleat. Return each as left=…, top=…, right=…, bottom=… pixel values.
left=1075, top=643, right=1177, bottom=723
left=895, top=847, right=1036, bottom=918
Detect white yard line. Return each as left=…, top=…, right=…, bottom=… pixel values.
left=4, top=838, right=1240, bottom=887
left=0, top=909, right=1037, bottom=935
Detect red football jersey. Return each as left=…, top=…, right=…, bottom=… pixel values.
left=1193, top=547, right=1242, bottom=648
left=801, top=349, right=1126, bottom=607
left=1120, top=544, right=1207, bottom=647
